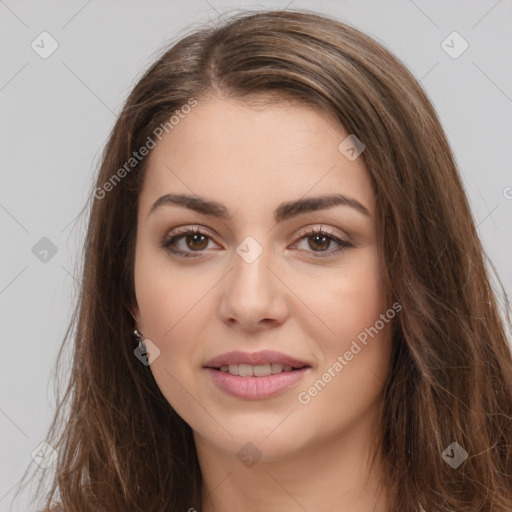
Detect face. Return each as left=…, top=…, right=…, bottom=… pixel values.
left=131, top=94, right=393, bottom=464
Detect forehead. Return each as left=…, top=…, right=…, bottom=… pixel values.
left=139, top=95, right=374, bottom=218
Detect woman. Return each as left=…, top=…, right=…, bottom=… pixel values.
left=16, top=8, right=512, bottom=512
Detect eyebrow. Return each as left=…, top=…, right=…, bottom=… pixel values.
left=148, top=192, right=370, bottom=222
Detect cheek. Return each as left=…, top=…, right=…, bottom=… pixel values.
left=133, top=249, right=209, bottom=407
left=301, top=247, right=391, bottom=385
left=135, top=266, right=210, bottom=423
left=134, top=241, right=212, bottom=340
left=309, top=248, right=388, bottom=346
left=295, top=250, right=392, bottom=420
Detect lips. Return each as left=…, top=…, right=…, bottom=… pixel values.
left=203, top=350, right=311, bottom=399
left=203, top=349, right=310, bottom=369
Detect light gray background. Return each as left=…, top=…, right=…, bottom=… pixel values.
left=1, top=1, right=511, bottom=510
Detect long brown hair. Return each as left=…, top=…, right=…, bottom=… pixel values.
left=13, top=8, right=512, bottom=512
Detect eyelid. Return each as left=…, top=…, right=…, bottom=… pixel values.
left=294, top=224, right=347, bottom=241
left=164, top=224, right=216, bottom=238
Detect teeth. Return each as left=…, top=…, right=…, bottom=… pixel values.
left=219, top=363, right=296, bottom=377
left=254, top=364, right=271, bottom=377
left=270, top=363, right=284, bottom=374
left=238, top=363, right=253, bottom=377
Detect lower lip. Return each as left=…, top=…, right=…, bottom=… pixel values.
left=205, top=367, right=310, bottom=400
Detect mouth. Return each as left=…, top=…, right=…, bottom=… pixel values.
left=203, top=350, right=312, bottom=400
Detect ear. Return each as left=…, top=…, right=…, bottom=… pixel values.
left=129, top=302, right=143, bottom=333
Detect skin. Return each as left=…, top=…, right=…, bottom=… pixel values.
left=131, top=93, right=393, bottom=512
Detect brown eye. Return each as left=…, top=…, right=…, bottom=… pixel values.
left=184, top=233, right=209, bottom=251
left=307, top=233, right=331, bottom=251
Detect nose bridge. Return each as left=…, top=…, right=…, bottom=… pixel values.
left=232, top=236, right=275, bottom=302
left=219, top=235, right=287, bottom=328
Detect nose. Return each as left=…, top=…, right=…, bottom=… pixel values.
left=218, top=242, right=289, bottom=332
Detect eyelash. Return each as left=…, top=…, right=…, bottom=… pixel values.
left=160, top=226, right=353, bottom=259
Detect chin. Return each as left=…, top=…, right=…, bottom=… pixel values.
left=193, top=413, right=312, bottom=463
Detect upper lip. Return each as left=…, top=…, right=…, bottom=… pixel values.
left=203, top=350, right=311, bottom=368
